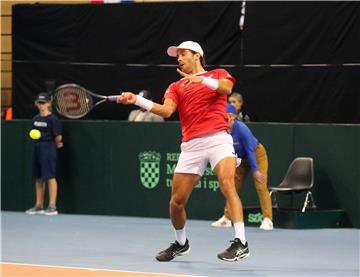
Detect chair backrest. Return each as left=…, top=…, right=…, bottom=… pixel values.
left=279, top=157, right=314, bottom=190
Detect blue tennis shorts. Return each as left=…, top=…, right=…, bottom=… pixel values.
left=32, top=141, right=57, bottom=180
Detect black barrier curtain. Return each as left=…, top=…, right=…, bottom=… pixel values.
left=12, top=1, right=360, bottom=123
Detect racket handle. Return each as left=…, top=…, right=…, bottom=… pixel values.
left=107, top=95, right=119, bottom=102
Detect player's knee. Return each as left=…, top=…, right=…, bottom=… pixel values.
left=219, top=178, right=236, bottom=197
left=170, top=197, right=185, bottom=212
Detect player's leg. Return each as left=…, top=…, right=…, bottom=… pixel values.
left=219, top=163, right=249, bottom=226
left=227, top=163, right=248, bottom=217
left=170, top=173, right=201, bottom=230
left=234, top=163, right=249, bottom=196
left=211, top=157, right=246, bottom=227
left=156, top=144, right=206, bottom=262
left=213, top=156, right=243, bottom=224
left=254, top=144, right=273, bottom=230
left=210, top=145, right=250, bottom=262
left=156, top=173, right=200, bottom=262
left=169, top=147, right=206, bottom=231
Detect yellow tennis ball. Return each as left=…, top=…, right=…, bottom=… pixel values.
left=29, top=129, right=41, bottom=140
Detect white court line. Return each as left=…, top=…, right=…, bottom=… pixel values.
left=1, top=261, right=207, bottom=277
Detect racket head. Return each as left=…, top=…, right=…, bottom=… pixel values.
left=54, top=84, right=97, bottom=119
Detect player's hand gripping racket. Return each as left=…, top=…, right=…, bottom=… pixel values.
left=53, top=84, right=119, bottom=119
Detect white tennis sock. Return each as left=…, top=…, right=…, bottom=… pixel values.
left=233, top=222, right=246, bottom=245
left=175, top=227, right=187, bottom=246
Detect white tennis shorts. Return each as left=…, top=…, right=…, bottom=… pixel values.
left=174, top=131, right=236, bottom=176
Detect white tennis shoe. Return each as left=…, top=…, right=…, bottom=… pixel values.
left=259, top=217, right=273, bottom=230
left=211, top=215, right=232, bottom=228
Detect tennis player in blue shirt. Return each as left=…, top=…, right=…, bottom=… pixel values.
left=212, top=103, right=273, bottom=230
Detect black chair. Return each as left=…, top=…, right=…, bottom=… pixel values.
left=270, top=157, right=316, bottom=212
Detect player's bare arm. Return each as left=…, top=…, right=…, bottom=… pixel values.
left=151, top=98, right=177, bottom=118
left=117, top=92, right=177, bottom=118
left=177, top=69, right=234, bottom=95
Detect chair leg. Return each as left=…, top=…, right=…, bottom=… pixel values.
left=302, top=192, right=310, bottom=212
left=308, top=191, right=317, bottom=209
left=302, top=191, right=316, bottom=212
left=270, top=191, right=278, bottom=209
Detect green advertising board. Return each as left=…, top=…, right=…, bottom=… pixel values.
left=1, top=120, right=359, bottom=227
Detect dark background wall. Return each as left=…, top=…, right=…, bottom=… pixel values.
left=2, top=121, right=359, bottom=227
left=11, top=1, right=360, bottom=122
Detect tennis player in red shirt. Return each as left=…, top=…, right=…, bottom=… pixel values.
left=117, top=41, right=249, bottom=262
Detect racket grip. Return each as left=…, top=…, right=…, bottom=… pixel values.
left=107, top=95, right=119, bottom=102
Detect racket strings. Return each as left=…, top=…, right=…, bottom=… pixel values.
left=55, top=87, right=93, bottom=118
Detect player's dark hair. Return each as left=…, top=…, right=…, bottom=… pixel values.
left=190, top=50, right=205, bottom=67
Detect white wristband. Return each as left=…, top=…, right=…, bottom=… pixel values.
left=135, top=95, right=154, bottom=111
left=201, top=76, right=219, bottom=91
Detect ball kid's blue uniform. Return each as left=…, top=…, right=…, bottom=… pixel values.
left=32, top=114, right=62, bottom=180
left=231, top=120, right=259, bottom=172
left=227, top=117, right=273, bottom=220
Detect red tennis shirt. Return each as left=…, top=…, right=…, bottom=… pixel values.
left=164, top=69, right=236, bottom=142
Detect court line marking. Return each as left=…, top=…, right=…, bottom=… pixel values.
left=1, top=262, right=207, bottom=277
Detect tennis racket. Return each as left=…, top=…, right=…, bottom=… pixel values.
left=53, top=84, right=119, bottom=119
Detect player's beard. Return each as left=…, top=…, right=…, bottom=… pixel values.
left=179, top=64, right=189, bottom=74
left=180, top=60, right=196, bottom=74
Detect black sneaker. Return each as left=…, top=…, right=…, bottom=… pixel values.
left=25, top=205, right=44, bottom=215
left=217, top=238, right=250, bottom=262
left=156, top=239, right=190, bottom=262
